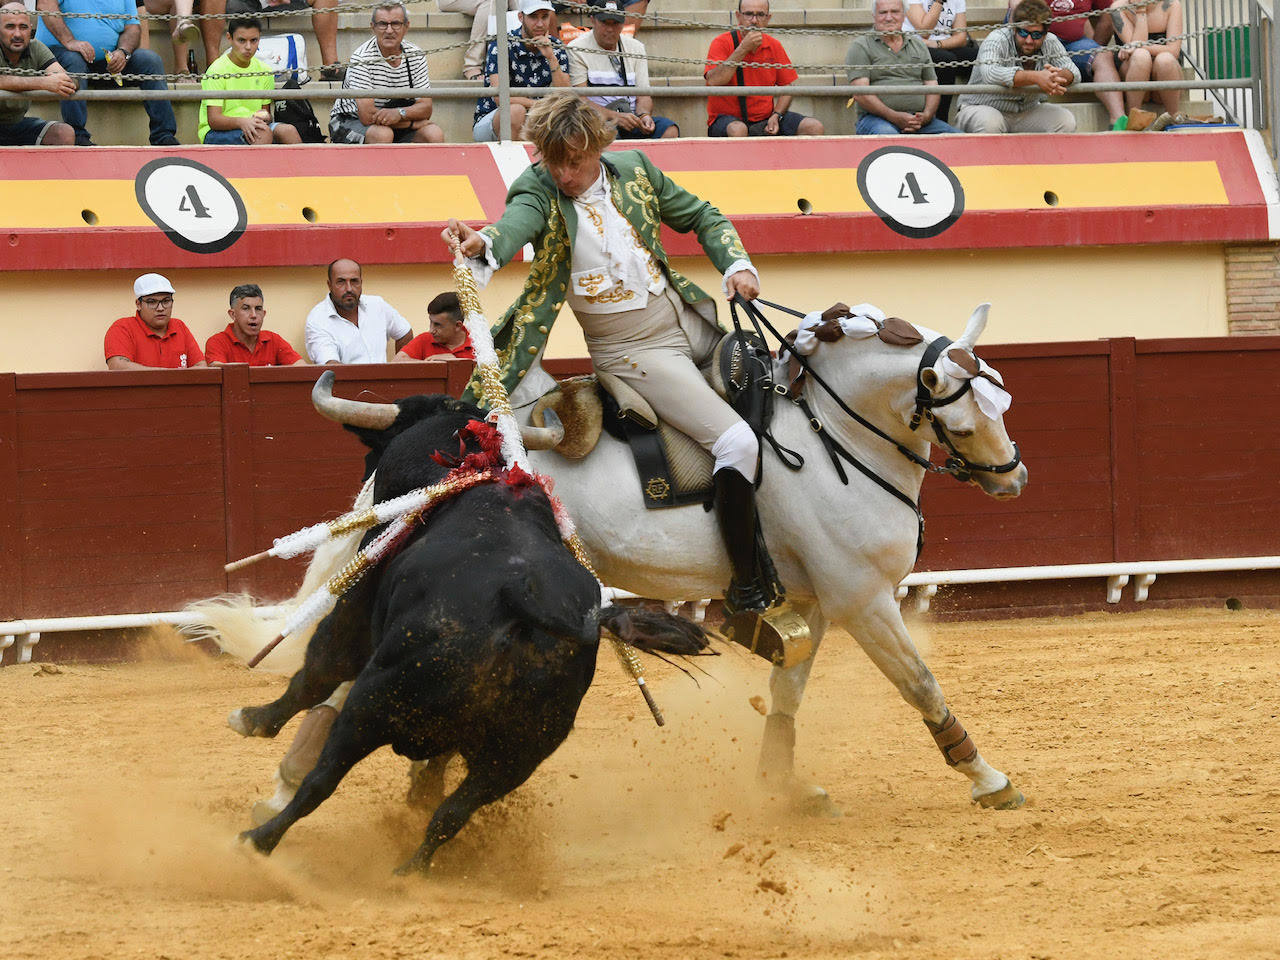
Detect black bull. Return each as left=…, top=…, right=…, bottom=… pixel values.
left=235, top=392, right=707, bottom=874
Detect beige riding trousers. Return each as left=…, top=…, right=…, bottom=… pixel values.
left=578, top=286, right=756, bottom=473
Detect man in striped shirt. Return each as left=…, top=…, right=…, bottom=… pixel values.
left=955, top=0, right=1079, bottom=133
left=329, top=2, right=444, bottom=143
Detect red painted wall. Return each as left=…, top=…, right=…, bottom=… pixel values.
left=2, top=338, right=1278, bottom=624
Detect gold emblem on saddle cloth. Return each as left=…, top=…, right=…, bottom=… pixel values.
left=720, top=601, right=812, bottom=670
left=645, top=476, right=671, bottom=500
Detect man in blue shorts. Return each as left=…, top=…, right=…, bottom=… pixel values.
left=0, top=2, right=75, bottom=145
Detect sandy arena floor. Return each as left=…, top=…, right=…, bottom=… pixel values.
left=1, top=608, right=1277, bottom=960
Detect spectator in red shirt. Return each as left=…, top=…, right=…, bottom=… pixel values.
left=104, top=274, right=206, bottom=370
left=394, top=291, right=476, bottom=363
left=704, top=0, right=824, bottom=137
left=205, top=283, right=305, bottom=367
left=394, top=292, right=476, bottom=361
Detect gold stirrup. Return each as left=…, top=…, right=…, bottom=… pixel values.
left=720, top=599, right=812, bottom=669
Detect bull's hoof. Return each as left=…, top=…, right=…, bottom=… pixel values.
left=227, top=707, right=282, bottom=739
left=237, top=828, right=271, bottom=854
left=392, top=856, right=431, bottom=877
left=974, top=778, right=1026, bottom=810
left=228, top=708, right=252, bottom=737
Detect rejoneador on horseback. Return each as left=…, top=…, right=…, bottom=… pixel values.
left=442, top=93, right=804, bottom=661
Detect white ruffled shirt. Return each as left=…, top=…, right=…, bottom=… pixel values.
left=566, top=168, right=666, bottom=314
left=465, top=164, right=756, bottom=308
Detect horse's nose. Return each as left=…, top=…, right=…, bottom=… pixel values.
left=984, top=463, right=1027, bottom=499
left=999, top=464, right=1029, bottom=498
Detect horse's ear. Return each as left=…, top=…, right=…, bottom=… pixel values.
left=954, top=303, right=991, bottom=352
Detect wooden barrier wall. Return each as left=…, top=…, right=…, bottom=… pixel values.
left=2, top=336, right=1278, bottom=623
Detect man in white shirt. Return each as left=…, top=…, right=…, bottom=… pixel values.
left=304, top=258, right=414, bottom=364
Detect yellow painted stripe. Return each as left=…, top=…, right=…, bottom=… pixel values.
left=5, top=175, right=485, bottom=229
left=5, top=162, right=1227, bottom=229
left=671, top=162, right=1230, bottom=215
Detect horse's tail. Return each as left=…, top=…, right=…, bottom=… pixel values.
left=597, top=604, right=712, bottom=657
left=183, top=476, right=375, bottom=674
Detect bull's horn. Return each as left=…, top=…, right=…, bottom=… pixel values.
left=521, top=409, right=564, bottom=450
left=311, top=370, right=400, bottom=429
left=954, top=303, right=991, bottom=352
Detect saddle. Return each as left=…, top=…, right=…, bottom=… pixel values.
left=529, top=331, right=776, bottom=508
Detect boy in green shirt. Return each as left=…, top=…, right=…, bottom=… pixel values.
left=199, top=17, right=301, bottom=144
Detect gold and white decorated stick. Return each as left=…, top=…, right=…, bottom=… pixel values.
left=226, top=472, right=495, bottom=573
left=450, top=241, right=664, bottom=726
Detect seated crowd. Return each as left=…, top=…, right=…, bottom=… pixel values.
left=102, top=261, right=473, bottom=369
left=0, top=0, right=1192, bottom=147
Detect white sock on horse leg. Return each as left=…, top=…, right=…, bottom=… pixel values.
left=712, top=420, right=759, bottom=477
left=322, top=680, right=353, bottom=711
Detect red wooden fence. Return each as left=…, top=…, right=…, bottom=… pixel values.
left=2, top=336, right=1278, bottom=624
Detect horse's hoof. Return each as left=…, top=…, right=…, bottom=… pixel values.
left=793, top=787, right=843, bottom=819
left=761, top=775, right=842, bottom=818
left=974, top=779, right=1025, bottom=810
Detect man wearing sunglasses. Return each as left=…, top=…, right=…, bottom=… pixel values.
left=105, top=274, right=207, bottom=370
left=956, top=0, right=1079, bottom=133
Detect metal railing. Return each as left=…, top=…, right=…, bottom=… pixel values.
left=1183, top=0, right=1271, bottom=145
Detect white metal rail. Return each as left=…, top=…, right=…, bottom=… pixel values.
left=4, top=558, right=1276, bottom=665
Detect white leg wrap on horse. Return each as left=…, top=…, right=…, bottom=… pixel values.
left=322, top=680, right=353, bottom=711
left=279, top=704, right=339, bottom=787
left=712, top=420, right=759, bottom=477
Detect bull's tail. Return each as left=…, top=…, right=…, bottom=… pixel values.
left=182, top=476, right=376, bottom=674
left=597, top=604, right=712, bottom=657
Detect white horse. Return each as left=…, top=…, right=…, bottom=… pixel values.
left=207, top=302, right=1028, bottom=817
left=514, top=301, right=1028, bottom=811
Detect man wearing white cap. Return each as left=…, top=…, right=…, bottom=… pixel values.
left=105, top=274, right=206, bottom=370
left=472, top=0, right=570, bottom=141
left=568, top=0, right=677, bottom=138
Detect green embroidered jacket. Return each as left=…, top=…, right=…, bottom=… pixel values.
left=462, top=149, right=751, bottom=407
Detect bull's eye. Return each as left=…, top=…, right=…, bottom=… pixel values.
left=950, top=429, right=975, bottom=439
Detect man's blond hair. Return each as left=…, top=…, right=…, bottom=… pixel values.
left=524, top=95, right=616, bottom=166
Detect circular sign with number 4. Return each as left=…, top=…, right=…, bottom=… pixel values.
left=134, top=157, right=248, bottom=254
left=857, top=146, right=964, bottom=239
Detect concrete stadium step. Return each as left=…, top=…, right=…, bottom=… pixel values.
left=27, top=79, right=1218, bottom=144
left=30, top=5, right=1217, bottom=144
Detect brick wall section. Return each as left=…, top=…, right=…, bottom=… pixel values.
left=1226, top=242, right=1280, bottom=334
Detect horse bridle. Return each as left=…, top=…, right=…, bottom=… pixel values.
left=909, top=335, right=1023, bottom=484
left=730, top=297, right=1022, bottom=555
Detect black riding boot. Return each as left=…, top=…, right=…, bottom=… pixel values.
left=713, top=466, right=776, bottom=614
left=713, top=469, right=810, bottom=667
